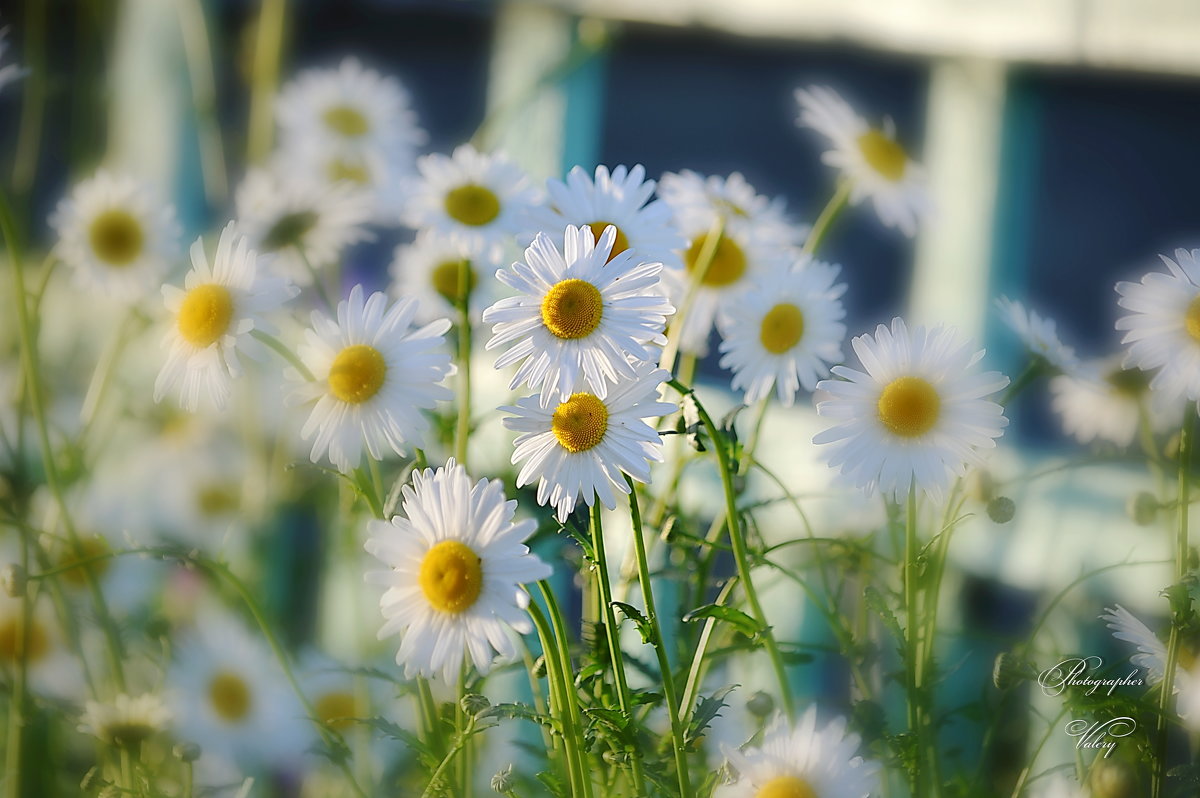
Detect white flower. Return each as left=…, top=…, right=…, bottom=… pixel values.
left=388, top=230, right=487, bottom=324
left=234, top=167, right=373, bottom=286
left=364, top=459, right=552, bottom=683
left=78, top=692, right=172, bottom=746
left=995, top=297, right=1079, bottom=374
left=1115, top=248, right=1200, bottom=403
left=813, top=318, right=1009, bottom=503
left=501, top=366, right=675, bottom=522
left=0, top=592, right=82, bottom=701
left=795, top=85, right=929, bottom=237
left=285, top=137, right=410, bottom=226
left=529, top=164, right=684, bottom=269
left=402, top=144, right=537, bottom=261
left=719, top=708, right=881, bottom=798
left=1049, top=359, right=1173, bottom=448
left=657, top=170, right=801, bottom=247
left=718, top=257, right=847, bottom=406
left=50, top=170, right=181, bottom=301
left=0, top=27, right=26, bottom=95
left=483, top=225, right=674, bottom=406
left=293, top=284, right=454, bottom=472
left=1029, top=774, right=1089, bottom=798
left=1101, top=604, right=1200, bottom=731
left=155, top=222, right=298, bottom=411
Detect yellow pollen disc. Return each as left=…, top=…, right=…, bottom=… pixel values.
left=177, top=284, right=235, bottom=348
left=877, top=376, right=941, bottom=438
left=208, top=670, right=252, bottom=722
left=756, top=775, right=818, bottom=798
left=587, top=221, right=630, bottom=261
left=1104, top=367, right=1149, bottom=398
left=328, top=158, right=370, bottom=185
left=541, top=278, right=604, bottom=340
left=58, top=536, right=111, bottom=588
left=419, top=541, right=483, bottom=614
left=857, top=129, right=908, bottom=182
left=685, top=233, right=747, bottom=287
left=551, top=393, right=609, bottom=453
left=444, top=184, right=501, bottom=227
left=0, top=616, right=50, bottom=663
left=1186, top=295, right=1200, bottom=343
left=759, top=303, right=805, bottom=354
left=328, top=344, right=387, bottom=404
left=315, top=690, right=357, bottom=731
left=89, top=209, right=145, bottom=266
left=196, top=484, right=240, bottom=517
left=322, top=105, right=370, bottom=138
left=430, top=259, right=477, bottom=304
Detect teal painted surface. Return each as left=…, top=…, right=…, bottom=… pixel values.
left=559, top=30, right=608, bottom=177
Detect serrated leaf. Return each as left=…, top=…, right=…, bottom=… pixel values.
left=864, top=585, right=904, bottom=647
left=683, top=604, right=764, bottom=638
left=485, top=702, right=556, bottom=729
left=612, top=601, right=654, bottom=644
left=536, top=770, right=569, bottom=797
left=686, top=685, right=738, bottom=747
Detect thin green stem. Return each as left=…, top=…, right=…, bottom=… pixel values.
left=296, top=245, right=336, bottom=311
left=660, top=218, right=724, bottom=376
left=419, top=711, right=478, bottom=798
left=802, top=180, right=851, bottom=256
left=416, top=677, right=446, bottom=758
left=455, top=259, right=472, bottom=467
left=528, top=601, right=582, bottom=798
left=537, top=582, right=593, bottom=798
left=251, top=329, right=315, bottom=381
left=999, top=357, right=1045, bottom=407
left=679, top=579, right=738, bottom=724
left=246, top=0, right=287, bottom=163
left=903, top=484, right=924, bottom=798
left=4, top=513, right=31, bottom=798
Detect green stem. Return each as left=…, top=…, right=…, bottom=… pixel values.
left=11, top=0, right=46, bottom=196
left=528, top=601, right=584, bottom=798
left=679, top=579, right=738, bottom=724
left=999, top=357, right=1045, bottom=407
left=903, top=483, right=929, bottom=797
left=659, top=218, right=724, bottom=376
left=537, top=582, right=593, bottom=798
left=4, top=515, right=31, bottom=798
left=246, top=0, right=287, bottom=163
left=802, top=180, right=851, bottom=257
left=416, top=677, right=446, bottom=758
left=296, top=245, right=336, bottom=311
left=419, top=712, right=477, bottom=798
left=669, top=379, right=795, bottom=719
left=625, top=477, right=693, bottom=797
left=455, top=259, right=472, bottom=467
left=251, top=329, right=316, bottom=381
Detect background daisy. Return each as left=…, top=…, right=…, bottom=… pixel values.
left=995, top=296, right=1080, bottom=374
left=388, top=230, right=486, bottom=323
left=1049, top=358, right=1173, bottom=447
left=657, top=169, right=800, bottom=247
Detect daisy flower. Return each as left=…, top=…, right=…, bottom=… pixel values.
left=402, top=144, right=538, bottom=260
left=293, top=284, right=454, bottom=473
left=995, top=296, right=1079, bottom=374
left=1049, top=359, right=1172, bottom=448
left=718, top=257, right=847, bottom=406
left=1101, top=604, right=1200, bottom=731
left=795, top=85, right=929, bottom=236
left=718, top=708, right=881, bottom=798
left=50, top=170, right=181, bottom=301
left=1116, top=248, right=1200, bottom=404
left=501, top=366, right=676, bottom=522
left=234, top=167, right=374, bottom=286
left=388, top=230, right=486, bottom=323
left=155, top=222, right=298, bottom=412
left=483, top=225, right=675, bottom=405
left=529, top=164, right=684, bottom=268
left=364, top=459, right=552, bottom=683
left=813, top=318, right=1009, bottom=503
left=286, top=138, right=410, bottom=225
left=78, top=692, right=172, bottom=746
left=0, top=27, right=26, bottom=95
left=0, top=592, right=83, bottom=701
left=657, top=170, right=800, bottom=246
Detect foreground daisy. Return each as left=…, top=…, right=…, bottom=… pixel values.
left=529, top=164, right=683, bottom=268
left=995, top=297, right=1079, bottom=374
left=1050, top=359, right=1167, bottom=448
left=50, top=170, right=181, bottom=301
left=402, top=144, right=537, bottom=260
left=718, top=257, right=847, bottom=406
left=501, top=366, right=675, bottom=521
left=293, top=284, right=454, bottom=472
left=795, top=85, right=929, bottom=236
left=155, top=223, right=298, bottom=411
left=1115, top=248, right=1200, bottom=404
left=1101, top=605, right=1200, bottom=730
left=813, top=318, right=1009, bottom=503
left=78, top=692, right=172, bottom=747
left=364, top=459, right=552, bottom=683
left=388, top=230, right=484, bottom=323
left=484, top=225, right=674, bottom=405
left=718, top=708, right=881, bottom=798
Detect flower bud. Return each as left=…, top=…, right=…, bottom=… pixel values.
left=1127, top=492, right=1158, bottom=526
left=987, top=496, right=1016, bottom=524
left=491, top=764, right=515, bottom=794
left=993, top=652, right=1029, bottom=690
left=460, top=693, right=491, bottom=716
left=746, top=690, right=774, bottom=718
left=1, top=563, right=26, bottom=598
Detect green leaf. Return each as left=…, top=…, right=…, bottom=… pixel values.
left=864, top=585, right=904, bottom=648
left=683, top=604, right=765, bottom=639
left=686, top=685, right=738, bottom=748
left=612, top=601, right=654, bottom=644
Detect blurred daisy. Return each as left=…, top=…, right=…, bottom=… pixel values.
left=995, top=296, right=1079, bottom=374
left=795, top=85, right=929, bottom=236
left=718, top=708, right=880, bottom=798
left=501, top=366, right=675, bottom=521
left=483, top=225, right=674, bottom=406
left=388, top=231, right=484, bottom=323
left=813, top=318, right=1009, bottom=503
left=1030, top=774, right=1089, bottom=798
left=288, top=139, right=409, bottom=225
left=50, top=170, right=181, bottom=301
left=155, top=222, right=298, bottom=412
left=718, top=257, right=847, bottom=406
left=293, top=284, right=454, bottom=472
left=0, top=27, right=26, bottom=94
left=658, top=170, right=800, bottom=246
left=1116, top=248, right=1200, bottom=403
left=0, top=592, right=82, bottom=700
left=78, top=692, right=172, bottom=746
left=530, top=164, right=684, bottom=268
left=1050, top=359, right=1172, bottom=448
left=299, top=655, right=362, bottom=734
left=364, top=459, right=552, bottom=682
left=235, top=168, right=373, bottom=286
left=403, top=144, right=537, bottom=260
left=1102, top=605, right=1200, bottom=731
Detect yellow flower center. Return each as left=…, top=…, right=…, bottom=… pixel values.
left=323, top=104, right=370, bottom=138
left=587, top=221, right=630, bottom=261
left=208, top=670, right=252, bottom=722
left=444, top=184, right=501, bottom=227
left=877, top=376, right=941, bottom=438
left=551, top=393, right=609, bottom=453
left=328, top=344, right=388, bottom=404
left=857, top=129, right=908, bottom=182
left=328, top=158, right=370, bottom=185
left=89, top=209, right=145, bottom=266
left=756, top=776, right=818, bottom=798
left=196, top=483, right=240, bottom=518
left=685, top=233, right=746, bottom=287
left=1185, top=295, right=1200, bottom=343
left=314, top=690, right=357, bottom=731
left=541, top=278, right=604, bottom=340
left=57, top=535, right=111, bottom=588
left=419, top=541, right=483, bottom=614
left=0, top=616, right=50, bottom=663
left=177, top=284, right=235, bottom=348
left=1104, top=366, right=1149, bottom=398
left=430, top=259, right=477, bottom=305
left=759, top=303, right=805, bottom=354
left=262, top=210, right=318, bottom=252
